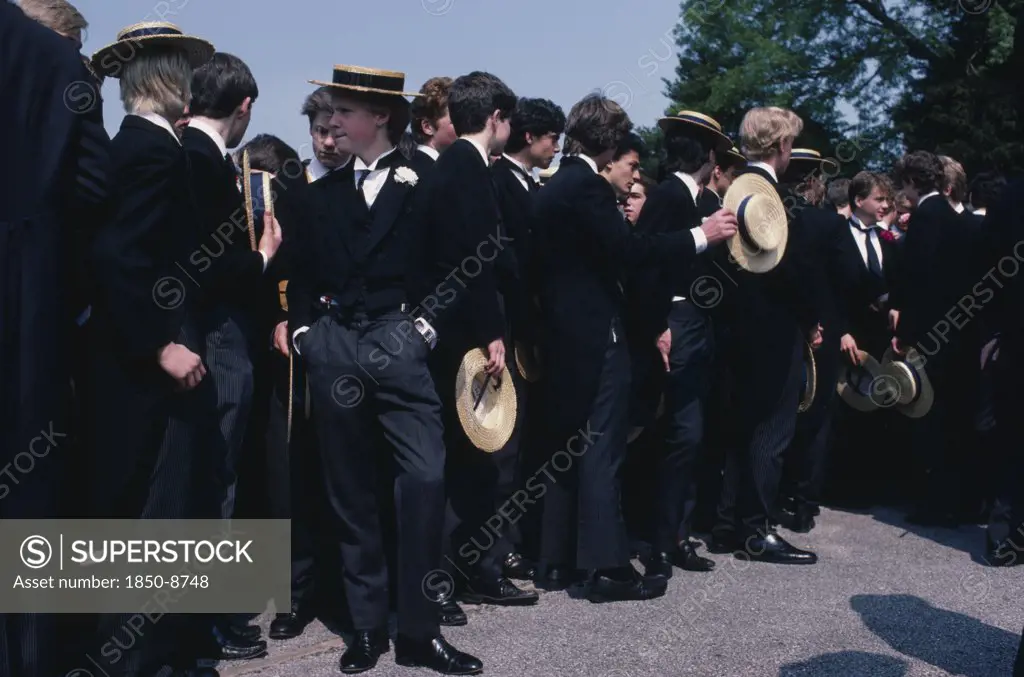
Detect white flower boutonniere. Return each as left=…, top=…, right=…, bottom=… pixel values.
left=394, top=166, right=419, bottom=186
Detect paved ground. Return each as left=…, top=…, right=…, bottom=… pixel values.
left=219, top=506, right=1023, bottom=677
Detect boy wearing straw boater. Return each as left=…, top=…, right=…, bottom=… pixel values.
left=87, top=20, right=225, bottom=677
left=286, top=64, right=483, bottom=675
left=633, top=110, right=735, bottom=580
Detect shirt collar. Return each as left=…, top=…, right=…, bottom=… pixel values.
left=353, top=146, right=397, bottom=173
left=974, top=207, right=987, bottom=216
left=188, top=118, right=228, bottom=157
left=573, top=154, right=600, bottom=174
left=749, top=161, right=777, bottom=183
left=952, top=201, right=965, bottom=214
left=706, top=186, right=720, bottom=200
left=918, top=191, right=941, bottom=207
left=850, top=214, right=880, bottom=230
left=673, top=172, right=701, bottom=203
left=464, top=137, right=490, bottom=167
left=503, top=153, right=535, bottom=179
left=307, top=157, right=333, bottom=181
left=136, top=113, right=180, bottom=145
left=417, top=144, right=440, bottom=160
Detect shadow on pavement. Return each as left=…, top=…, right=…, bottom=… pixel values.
left=778, top=650, right=908, bottom=677
left=851, top=593, right=1018, bottom=677
left=868, top=505, right=985, bottom=557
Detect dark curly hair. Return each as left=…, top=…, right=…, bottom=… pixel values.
left=894, top=151, right=944, bottom=195
left=504, top=98, right=566, bottom=153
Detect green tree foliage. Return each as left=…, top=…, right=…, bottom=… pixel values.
left=649, top=0, right=1023, bottom=177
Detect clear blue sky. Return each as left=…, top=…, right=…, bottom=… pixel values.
left=76, top=0, right=685, bottom=158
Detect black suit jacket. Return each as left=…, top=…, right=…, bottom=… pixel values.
left=1, top=2, right=110, bottom=516
left=419, top=138, right=505, bottom=349
left=789, top=201, right=863, bottom=351
left=698, top=186, right=723, bottom=219
left=978, top=181, right=1024, bottom=373
left=92, top=117, right=202, bottom=361
left=531, top=156, right=700, bottom=443
left=491, top=156, right=537, bottom=342
left=182, top=127, right=267, bottom=312
left=839, top=217, right=901, bottom=356
left=285, top=148, right=437, bottom=332
left=709, top=166, right=821, bottom=414
left=896, top=195, right=979, bottom=365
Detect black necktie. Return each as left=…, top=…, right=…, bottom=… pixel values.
left=853, top=219, right=883, bottom=278
left=509, top=162, right=536, bottom=193
left=356, top=168, right=371, bottom=204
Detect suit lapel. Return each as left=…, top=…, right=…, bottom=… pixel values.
left=358, top=160, right=414, bottom=258
left=320, top=166, right=359, bottom=259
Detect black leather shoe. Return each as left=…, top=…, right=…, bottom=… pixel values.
left=340, top=629, right=389, bottom=674
left=538, top=565, right=584, bottom=590
left=738, top=532, right=817, bottom=564
left=395, top=635, right=483, bottom=675
left=677, top=541, right=716, bottom=571
left=984, top=541, right=1023, bottom=567
left=230, top=623, right=262, bottom=642
left=439, top=599, right=468, bottom=626
left=502, top=552, right=537, bottom=581
left=458, top=576, right=538, bottom=606
left=777, top=506, right=816, bottom=534
left=198, top=625, right=268, bottom=661
left=643, top=551, right=674, bottom=579
left=587, top=568, right=668, bottom=603
left=706, top=532, right=740, bottom=554
left=269, top=609, right=313, bottom=640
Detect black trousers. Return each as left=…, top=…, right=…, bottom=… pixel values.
left=88, top=321, right=223, bottom=676
left=539, top=319, right=630, bottom=571
left=910, top=348, right=978, bottom=515
left=786, top=341, right=840, bottom=511
left=715, top=335, right=802, bottom=538
left=304, top=312, right=444, bottom=641
left=204, top=306, right=255, bottom=519
left=654, top=301, right=713, bottom=551
left=433, top=341, right=519, bottom=581
left=987, top=352, right=1024, bottom=552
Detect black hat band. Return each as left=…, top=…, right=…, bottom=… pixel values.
left=333, top=70, right=405, bottom=92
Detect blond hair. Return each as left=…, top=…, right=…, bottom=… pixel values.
left=939, top=155, right=967, bottom=202
left=120, top=49, right=193, bottom=123
left=740, top=107, right=803, bottom=161
left=19, top=0, right=87, bottom=38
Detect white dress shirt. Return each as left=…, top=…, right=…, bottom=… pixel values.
left=917, top=191, right=941, bottom=208
left=417, top=144, right=440, bottom=161
left=953, top=201, right=965, bottom=214
left=306, top=156, right=336, bottom=182
left=353, top=146, right=399, bottom=208
left=849, top=215, right=885, bottom=271
left=188, top=118, right=227, bottom=157
left=501, top=153, right=534, bottom=192
left=463, top=137, right=490, bottom=167
left=748, top=161, right=778, bottom=183
left=672, top=172, right=709, bottom=301
left=137, top=112, right=180, bottom=144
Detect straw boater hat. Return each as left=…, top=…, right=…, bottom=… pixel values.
left=835, top=349, right=887, bottom=412
left=309, top=65, right=422, bottom=98
left=724, top=146, right=747, bottom=166
left=456, top=349, right=518, bottom=452
left=91, top=22, right=214, bottom=79
left=798, top=342, right=817, bottom=413
left=658, top=110, right=733, bottom=152
left=879, top=346, right=935, bottom=418
left=787, top=148, right=841, bottom=178
left=722, top=172, right=788, bottom=273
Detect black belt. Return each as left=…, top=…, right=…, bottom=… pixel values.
left=318, top=295, right=410, bottom=321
